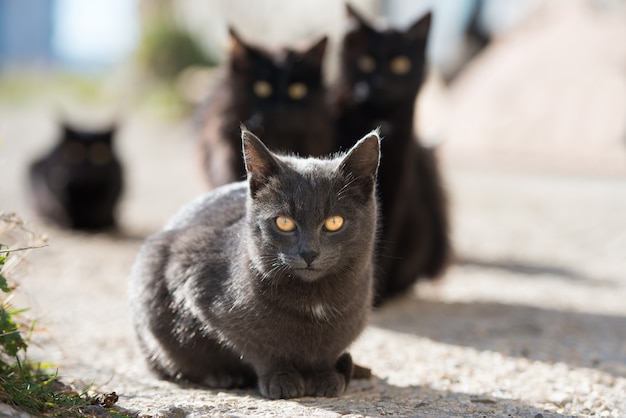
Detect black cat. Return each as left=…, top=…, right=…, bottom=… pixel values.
left=196, top=28, right=334, bottom=189
left=28, top=123, right=123, bottom=230
left=129, top=127, right=380, bottom=399
left=332, top=5, right=451, bottom=304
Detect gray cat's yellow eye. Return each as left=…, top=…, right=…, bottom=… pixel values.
left=63, top=142, right=86, bottom=164
left=287, top=82, right=308, bottom=100
left=357, top=55, right=376, bottom=73
left=89, top=143, right=111, bottom=166
left=276, top=216, right=296, bottom=232
left=253, top=80, right=272, bottom=98
left=390, top=56, right=411, bottom=75
left=324, top=215, right=344, bottom=232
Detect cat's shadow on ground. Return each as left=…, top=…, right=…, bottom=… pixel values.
left=288, top=284, right=626, bottom=416
left=158, top=374, right=550, bottom=416
left=118, top=377, right=548, bottom=416
left=370, top=288, right=626, bottom=379
left=293, top=378, right=549, bottom=417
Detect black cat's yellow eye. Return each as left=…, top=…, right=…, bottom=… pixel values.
left=253, top=80, right=273, bottom=98
left=89, top=143, right=111, bottom=166
left=276, top=216, right=296, bottom=232
left=287, top=82, right=307, bottom=100
left=63, top=142, right=86, bottom=164
left=390, top=56, right=411, bottom=75
left=324, top=215, right=344, bottom=232
left=357, top=55, right=376, bottom=73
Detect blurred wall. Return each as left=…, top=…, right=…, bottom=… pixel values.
left=174, top=0, right=379, bottom=80
left=0, top=0, right=56, bottom=70
left=174, top=0, right=542, bottom=81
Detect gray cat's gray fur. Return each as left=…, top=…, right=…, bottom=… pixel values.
left=129, top=128, right=380, bottom=399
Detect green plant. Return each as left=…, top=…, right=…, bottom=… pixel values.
left=0, top=213, right=129, bottom=417
left=136, top=0, right=217, bottom=82
left=0, top=245, right=27, bottom=364
left=0, top=214, right=42, bottom=374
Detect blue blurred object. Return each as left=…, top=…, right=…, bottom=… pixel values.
left=0, top=0, right=137, bottom=71
left=0, top=0, right=56, bottom=69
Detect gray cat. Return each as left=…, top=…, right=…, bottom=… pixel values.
left=129, top=127, right=380, bottom=399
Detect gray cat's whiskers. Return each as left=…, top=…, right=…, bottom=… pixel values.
left=264, top=255, right=291, bottom=277
left=252, top=255, right=286, bottom=282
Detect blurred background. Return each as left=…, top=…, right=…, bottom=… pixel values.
left=0, top=0, right=625, bottom=279
left=1, top=0, right=624, bottom=168
left=1, top=2, right=626, bottom=414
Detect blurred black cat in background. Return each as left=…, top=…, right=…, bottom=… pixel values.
left=332, top=5, right=451, bottom=304
left=28, top=123, right=123, bottom=230
left=196, top=28, right=334, bottom=189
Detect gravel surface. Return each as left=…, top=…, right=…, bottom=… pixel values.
left=1, top=105, right=624, bottom=417
left=1, top=5, right=625, bottom=416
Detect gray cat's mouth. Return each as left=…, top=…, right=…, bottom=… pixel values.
left=292, top=267, right=324, bottom=282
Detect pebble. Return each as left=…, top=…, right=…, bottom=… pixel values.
left=0, top=403, right=31, bottom=418
left=151, top=406, right=186, bottom=418
left=80, top=405, right=109, bottom=417
left=470, top=396, right=497, bottom=404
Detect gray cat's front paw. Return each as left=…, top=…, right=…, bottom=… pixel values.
left=306, top=352, right=352, bottom=397
left=201, top=373, right=251, bottom=389
left=258, top=371, right=306, bottom=399
left=335, top=352, right=353, bottom=384
left=305, top=371, right=347, bottom=397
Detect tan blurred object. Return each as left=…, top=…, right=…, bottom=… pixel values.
left=441, top=2, right=626, bottom=175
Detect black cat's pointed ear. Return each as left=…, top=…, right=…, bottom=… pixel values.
left=338, top=129, right=381, bottom=197
left=406, top=11, right=432, bottom=44
left=228, top=27, right=245, bottom=53
left=346, top=3, right=366, bottom=25
left=229, top=26, right=249, bottom=71
left=302, top=36, right=328, bottom=65
left=103, top=124, right=117, bottom=143
left=242, top=126, right=282, bottom=197
left=346, top=3, right=374, bottom=32
left=61, top=122, right=78, bottom=139
left=98, top=120, right=117, bottom=137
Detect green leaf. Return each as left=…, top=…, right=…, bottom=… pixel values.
left=0, top=274, right=9, bottom=293
left=0, top=244, right=9, bottom=293
left=0, top=306, right=26, bottom=357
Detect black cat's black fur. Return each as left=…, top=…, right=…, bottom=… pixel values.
left=332, top=5, right=451, bottom=304
left=196, top=28, right=334, bottom=189
left=28, top=123, right=123, bottom=230
left=129, top=128, right=380, bottom=399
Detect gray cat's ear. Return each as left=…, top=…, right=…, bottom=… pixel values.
left=242, top=126, right=282, bottom=197
left=339, top=130, right=381, bottom=196
left=406, top=11, right=432, bottom=44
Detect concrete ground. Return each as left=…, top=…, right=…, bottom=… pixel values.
left=1, top=100, right=625, bottom=417
left=1, top=4, right=625, bottom=416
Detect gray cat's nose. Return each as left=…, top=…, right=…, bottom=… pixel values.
left=300, top=250, right=320, bottom=266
